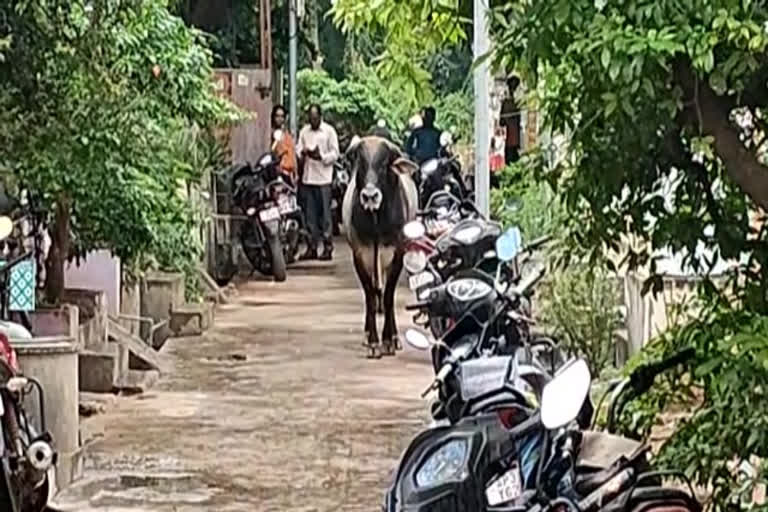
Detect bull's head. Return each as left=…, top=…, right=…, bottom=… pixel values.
left=347, top=136, right=417, bottom=213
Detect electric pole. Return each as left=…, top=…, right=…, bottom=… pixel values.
left=288, top=0, right=298, bottom=135
left=473, top=0, right=491, bottom=217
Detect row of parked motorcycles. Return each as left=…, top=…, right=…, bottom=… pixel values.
left=382, top=187, right=702, bottom=511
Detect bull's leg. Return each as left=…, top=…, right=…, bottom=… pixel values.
left=353, top=251, right=381, bottom=358
left=381, top=250, right=404, bottom=355
left=376, top=288, right=384, bottom=315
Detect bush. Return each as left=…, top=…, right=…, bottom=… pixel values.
left=619, top=295, right=768, bottom=510
left=537, top=263, right=622, bottom=379
left=490, top=156, right=567, bottom=242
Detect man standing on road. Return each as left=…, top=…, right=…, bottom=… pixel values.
left=297, top=104, right=339, bottom=261
left=405, top=106, right=441, bottom=164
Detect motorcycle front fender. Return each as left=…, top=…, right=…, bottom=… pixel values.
left=261, top=219, right=281, bottom=237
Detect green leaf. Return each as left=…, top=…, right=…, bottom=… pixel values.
left=601, top=47, right=611, bottom=69
left=609, top=61, right=621, bottom=81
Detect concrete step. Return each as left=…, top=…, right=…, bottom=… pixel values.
left=106, top=317, right=167, bottom=372
left=78, top=350, right=118, bottom=393
left=114, top=370, right=160, bottom=395
left=169, top=302, right=214, bottom=337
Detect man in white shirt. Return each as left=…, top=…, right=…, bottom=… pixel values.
left=296, top=104, right=340, bottom=260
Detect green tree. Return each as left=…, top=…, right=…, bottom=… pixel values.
left=0, top=0, right=237, bottom=303
left=332, top=0, right=768, bottom=505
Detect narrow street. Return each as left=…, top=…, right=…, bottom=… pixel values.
left=54, top=242, right=432, bottom=511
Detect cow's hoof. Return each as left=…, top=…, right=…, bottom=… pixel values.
left=366, top=345, right=382, bottom=359
left=382, top=344, right=396, bottom=357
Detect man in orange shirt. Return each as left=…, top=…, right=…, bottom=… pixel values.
left=271, top=105, right=297, bottom=182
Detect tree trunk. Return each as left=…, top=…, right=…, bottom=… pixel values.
left=305, top=0, right=322, bottom=68
left=44, top=199, right=71, bottom=305
left=673, top=58, right=768, bottom=211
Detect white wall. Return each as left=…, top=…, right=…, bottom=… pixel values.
left=64, top=250, right=121, bottom=316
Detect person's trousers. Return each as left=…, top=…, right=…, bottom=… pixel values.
left=302, top=183, right=333, bottom=249
left=505, top=145, right=520, bottom=165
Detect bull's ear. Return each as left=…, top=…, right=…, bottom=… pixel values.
left=391, top=157, right=419, bottom=176
left=346, top=135, right=363, bottom=157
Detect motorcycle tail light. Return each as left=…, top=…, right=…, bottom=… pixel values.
left=0, top=333, right=19, bottom=373
left=497, top=408, right=524, bottom=429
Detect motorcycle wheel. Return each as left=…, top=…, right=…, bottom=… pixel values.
left=268, top=235, right=287, bottom=282
left=284, top=225, right=300, bottom=265
left=0, top=458, right=19, bottom=512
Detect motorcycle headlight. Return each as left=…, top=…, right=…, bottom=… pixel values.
left=258, top=153, right=273, bottom=167
left=452, top=224, right=483, bottom=245
left=415, top=439, right=468, bottom=488
left=404, top=250, right=428, bottom=274
left=246, top=207, right=257, bottom=216
left=447, top=278, right=493, bottom=302
left=421, top=159, right=440, bottom=175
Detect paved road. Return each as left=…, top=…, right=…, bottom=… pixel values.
left=54, top=242, right=432, bottom=511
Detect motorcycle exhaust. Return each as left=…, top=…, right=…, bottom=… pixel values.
left=27, top=440, right=54, bottom=471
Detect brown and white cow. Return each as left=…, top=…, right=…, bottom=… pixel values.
left=342, top=137, right=418, bottom=358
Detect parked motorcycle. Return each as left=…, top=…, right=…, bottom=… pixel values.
left=231, top=131, right=303, bottom=281
left=384, top=341, right=700, bottom=512
left=0, top=218, right=56, bottom=512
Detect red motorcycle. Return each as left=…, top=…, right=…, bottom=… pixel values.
left=0, top=330, right=55, bottom=512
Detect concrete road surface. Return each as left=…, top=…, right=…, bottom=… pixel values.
left=53, top=241, right=433, bottom=511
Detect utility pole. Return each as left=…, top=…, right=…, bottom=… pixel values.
left=473, top=0, right=491, bottom=217
left=288, top=0, right=298, bottom=135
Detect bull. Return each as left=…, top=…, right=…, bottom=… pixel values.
left=342, top=137, right=418, bottom=358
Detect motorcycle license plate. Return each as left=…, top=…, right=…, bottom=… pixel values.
left=485, top=464, right=522, bottom=506
left=278, top=195, right=297, bottom=214
left=259, top=207, right=280, bottom=222
left=408, top=271, right=434, bottom=291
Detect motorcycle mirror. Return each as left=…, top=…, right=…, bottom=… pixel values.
left=541, top=358, right=591, bottom=429
left=0, top=216, right=13, bottom=241
left=404, top=328, right=432, bottom=351
left=403, top=221, right=426, bottom=240
left=495, top=227, right=522, bottom=262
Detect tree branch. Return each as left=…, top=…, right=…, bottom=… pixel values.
left=674, top=57, right=768, bottom=211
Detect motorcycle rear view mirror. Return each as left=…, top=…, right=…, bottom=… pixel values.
left=540, top=358, right=591, bottom=430
left=404, top=328, right=433, bottom=351
left=0, top=217, right=13, bottom=241
left=495, top=227, right=522, bottom=262
left=403, top=221, right=426, bottom=240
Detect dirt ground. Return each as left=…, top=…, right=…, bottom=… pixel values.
left=53, top=241, right=433, bottom=511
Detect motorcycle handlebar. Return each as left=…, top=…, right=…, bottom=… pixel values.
left=511, top=266, right=546, bottom=297
left=405, top=301, right=429, bottom=311
left=522, top=235, right=553, bottom=253
left=629, top=347, right=695, bottom=393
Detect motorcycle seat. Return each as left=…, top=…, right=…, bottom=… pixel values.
left=576, top=430, right=642, bottom=470
left=602, top=487, right=701, bottom=512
